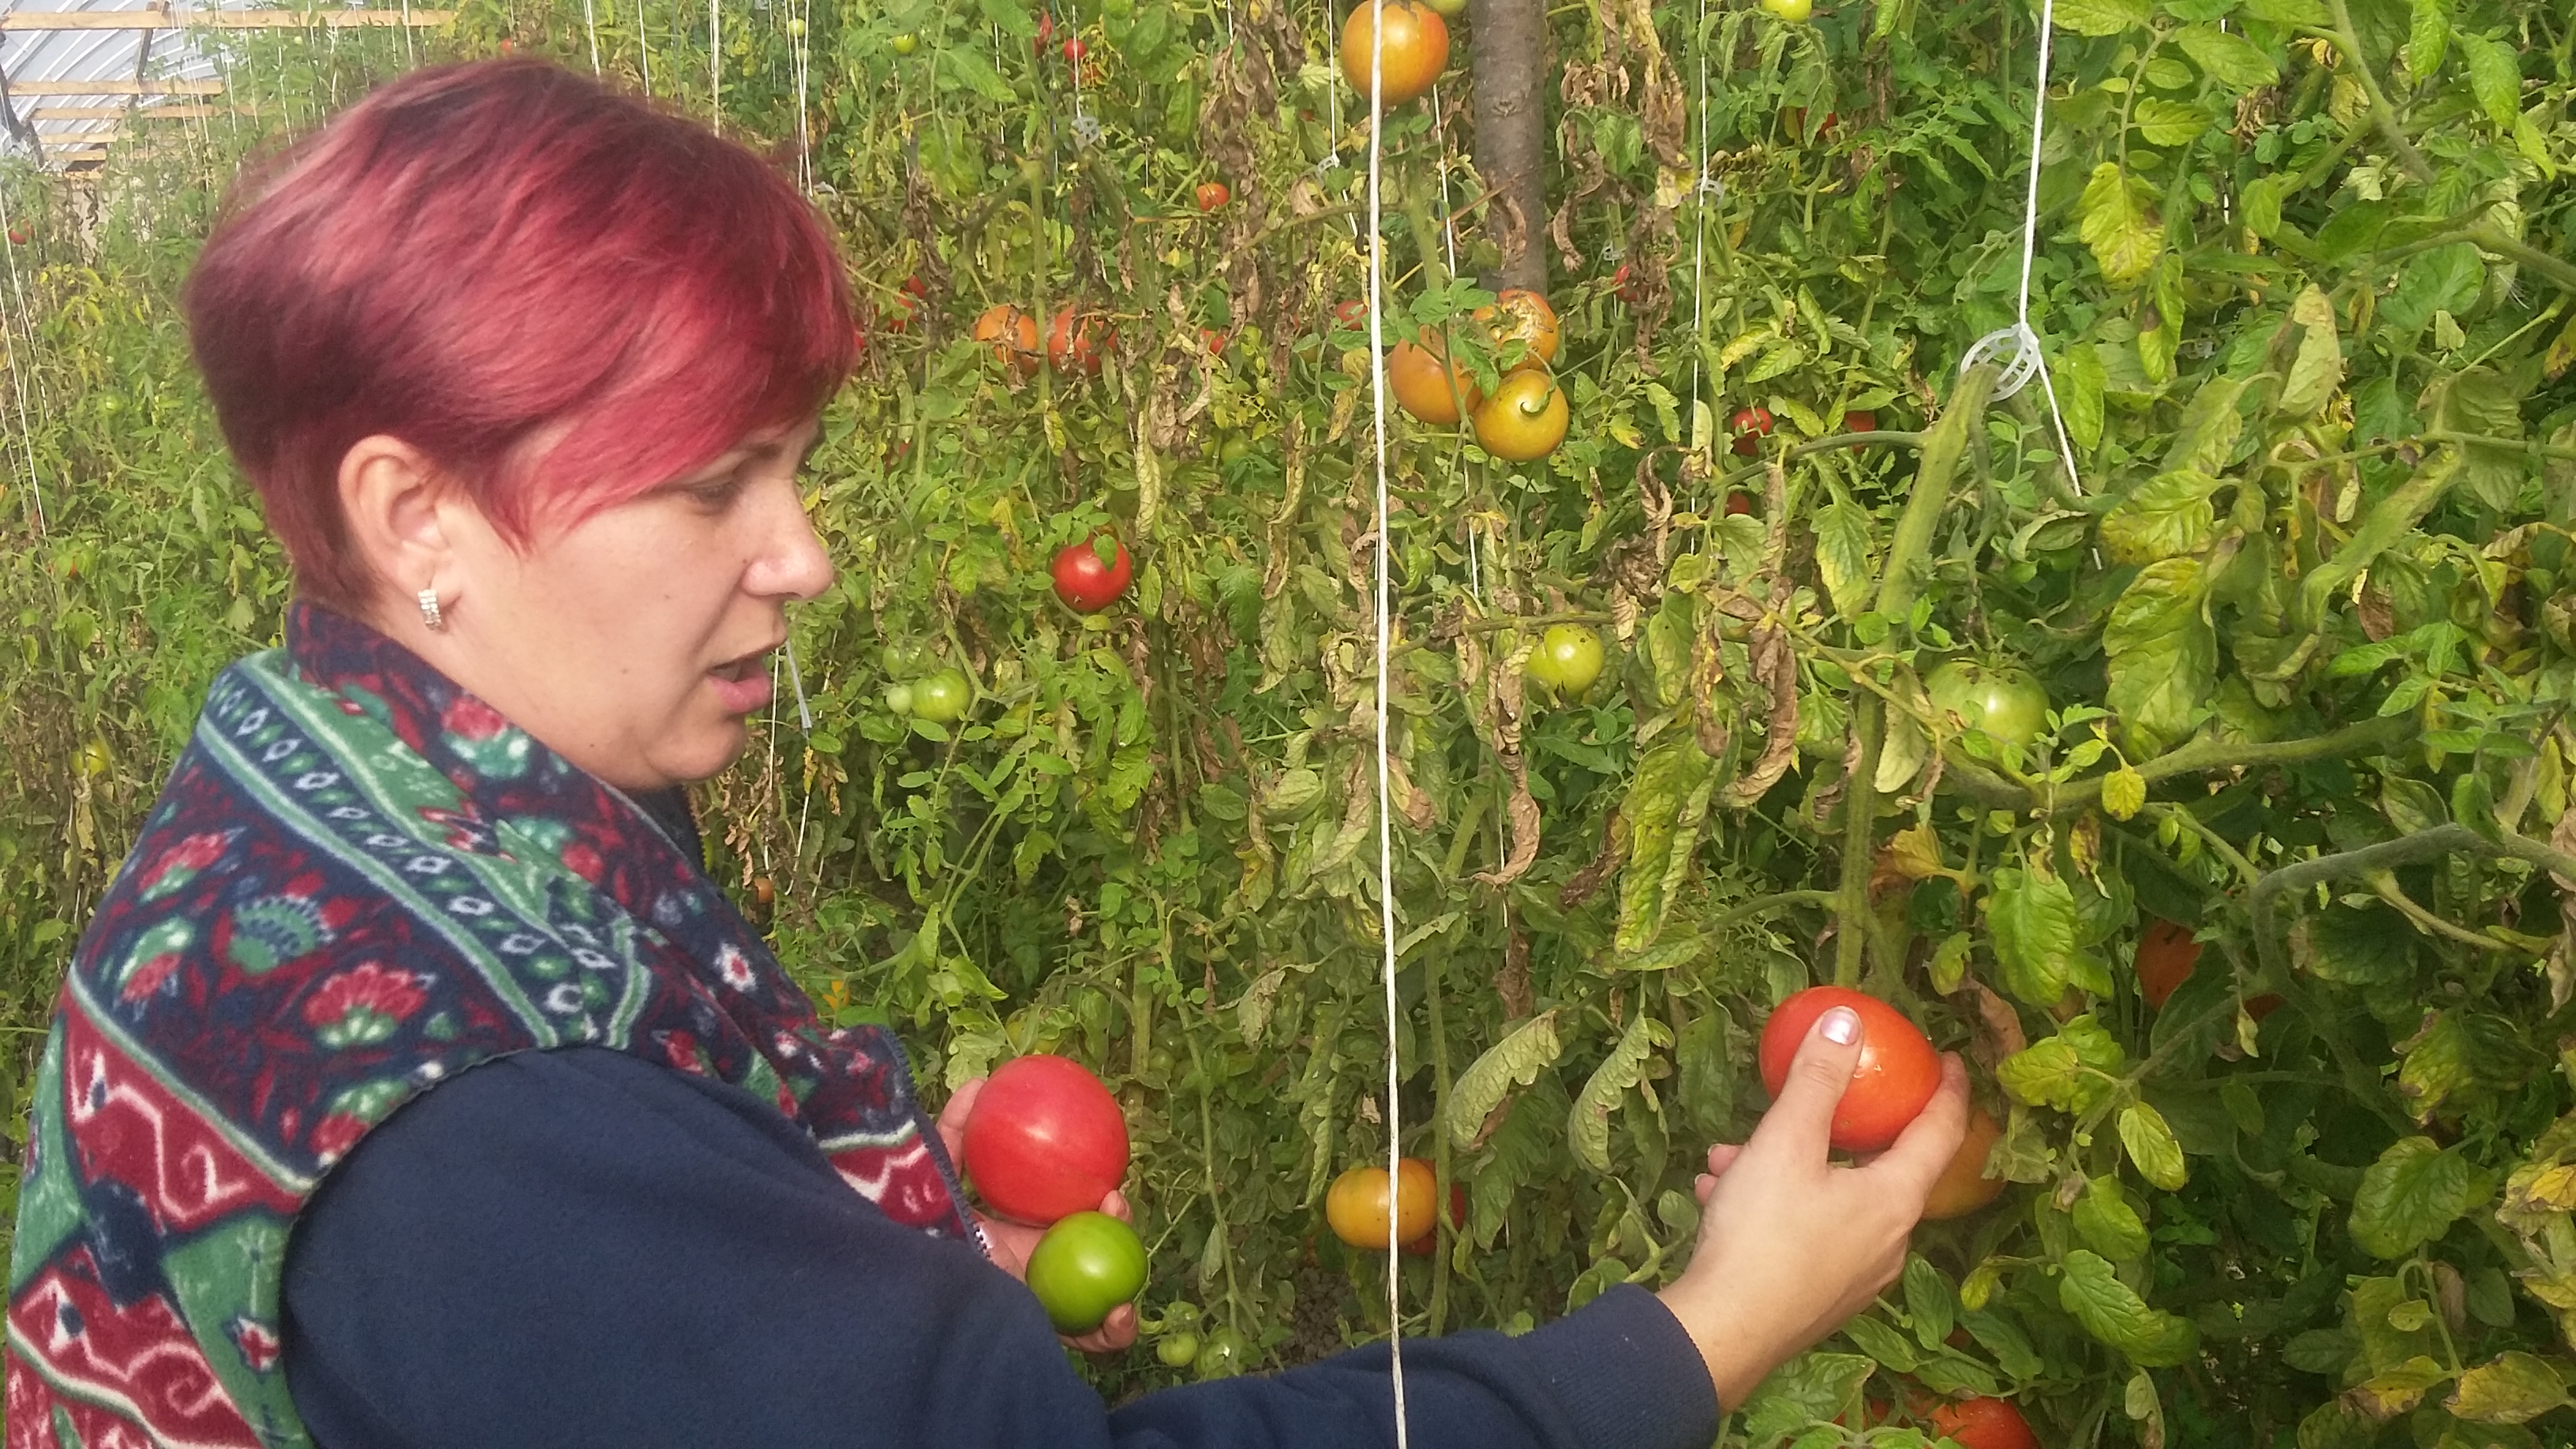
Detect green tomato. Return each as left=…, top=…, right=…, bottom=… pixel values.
left=883, top=683, right=915, bottom=717
left=1524, top=624, right=1604, bottom=701
left=1024, top=1210, right=1148, bottom=1335
left=911, top=668, right=972, bottom=724
left=1924, top=661, right=2050, bottom=747
left=1420, top=0, right=1467, bottom=15
left=1196, top=1324, right=1252, bottom=1380
left=1156, top=1331, right=1200, bottom=1368
left=891, top=30, right=919, bottom=54
left=1759, top=0, right=1812, bottom=19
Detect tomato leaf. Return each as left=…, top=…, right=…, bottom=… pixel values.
left=1811, top=499, right=1878, bottom=621
left=2099, top=468, right=2220, bottom=565
left=1989, top=863, right=2080, bottom=1005
left=2059, top=1249, right=2202, bottom=1364
left=2458, top=33, right=2525, bottom=130
left=2407, top=0, right=2451, bottom=79
left=1738, top=1351, right=1878, bottom=1443
left=2074, top=1176, right=2151, bottom=1260
left=1999, top=1016, right=2129, bottom=1114
left=2118, top=1102, right=2192, bottom=1190
left=2104, top=558, right=2215, bottom=756
left=2175, top=24, right=2280, bottom=89
left=1445, top=1010, right=1564, bottom=1150
left=2278, top=284, right=2346, bottom=417
left=2079, top=163, right=2164, bottom=286
left=1567, top=1012, right=1672, bottom=1175
left=2447, top=1351, right=2572, bottom=1424
left=2349, top=1136, right=2491, bottom=1259
left=2053, top=0, right=2151, bottom=35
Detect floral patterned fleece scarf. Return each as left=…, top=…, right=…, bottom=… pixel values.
left=6, top=601, right=975, bottom=1449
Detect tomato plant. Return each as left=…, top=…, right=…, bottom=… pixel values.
left=1758, top=987, right=1940, bottom=1152
left=1026, top=1210, right=1148, bottom=1333
left=963, top=1054, right=1130, bottom=1225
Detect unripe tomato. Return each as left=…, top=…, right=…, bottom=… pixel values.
left=1927, top=1397, right=2039, bottom=1449
left=1474, top=288, right=1560, bottom=370
left=1399, top=1179, right=1467, bottom=1256
left=1844, top=408, right=1878, bottom=432
left=1196, top=1324, right=1252, bottom=1379
left=1195, top=181, right=1231, bottom=212
left=2136, top=917, right=2200, bottom=1011
left=1387, top=335, right=1481, bottom=424
left=963, top=1054, right=1131, bottom=1225
left=1923, top=661, right=2050, bottom=748
left=1757, top=986, right=1941, bottom=1153
left=1051, top=534, right=1134, bottom=613
left=1760, top=0, right=1814, bottom=20
left=1338, top=0, right=1448, bottom=109
left=892, top=30, right=918, bottom=53
left=1921, top=1105, right=2006, bottom=1220
left=1473, top=370, right=1570, bottom=462
left=1525, top=624, right=1604, bottom=700
left=1157, top=1331, right=1201, bottom=1368
left=1024, top=1210, right=1147, bottom=1333
left=911, top=668, right=972, bottom=724
left=1326, top=1158, right=1436, bottom=1248
left=784, top=16, right=805, bottom=36
left=1046, top=304, right=1113, bottom=376
left=74, top=739, right=110, bottom=782
left=1729, top=405, right=1774, bottom=456
left=974, top=304, right=1042, bottom=377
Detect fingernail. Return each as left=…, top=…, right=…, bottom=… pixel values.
left=1818, top=1006, right=1861, bottom=1045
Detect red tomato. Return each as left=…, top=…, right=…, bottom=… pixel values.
left=1200, top=327, right=1229, bottom=357
left=1928, top=1397, right=2039, bottom=1449
left=1052, top=534, right=1133, bottom=613
left=2136, top=918, right=2200, bottom=1011
left=1399, top=1178, right=1467, bottom=1256
left=1061, top=36, right=1086, bottom=60
left=4, top=227, right=25, bottom=246
left=1921, top=1105, right=2006, bottom=1220
left=1729, top=405, right=1775, bottom=457
left=1609, top=264, right=1646, bottom=305
left=1047, top=305, right=1114, bottom=376
left=1757, top=986, right=1941, bottom=1152
left=974, top=304, right=1041, bottom=378
left=1844, top=408, right=1878, bottom=432
left=1724, top=491, right=1754, bottom=516
left=1196, top=181, right=1232, bottom=212
left=961, top=1054, right=1132, bottom=1225
left=886, top=274, right=927, bottom=334
left=1035, top=12, right=1054, bottom=46
left=1337, top=0, right=1449, bottom=109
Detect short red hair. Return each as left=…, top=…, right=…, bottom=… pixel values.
left=185, top=59, right=856, bottom=610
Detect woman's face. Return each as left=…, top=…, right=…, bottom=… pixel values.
left=416, top=419, right=833, bottom=792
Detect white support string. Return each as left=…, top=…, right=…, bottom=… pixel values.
left=585, top=0, right=603, bottom=75
left=639, top=0, right=654, bottom=96
left=1688, top=0, right=1710, bottom=513
left=0, top=182, right=47, bottom=537
left=1360, top=6, right=1410, bottom=1445
left=791, top=0, right=811, bottom=191
left=709, top=0, right=721, bottom=132
left=1960, top=0, right=2084, bottom=492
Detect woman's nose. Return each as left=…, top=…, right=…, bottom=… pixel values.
left=752, top=482, right=836, bottom=602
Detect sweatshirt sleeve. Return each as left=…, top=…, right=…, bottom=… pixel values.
left=280, top=1046, right=1717, bottom=1449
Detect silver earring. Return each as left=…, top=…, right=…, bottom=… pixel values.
left=417, top=587, right=445, bottom=632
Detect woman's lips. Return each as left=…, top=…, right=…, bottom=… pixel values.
left=708, top=652, right=775, bottom=714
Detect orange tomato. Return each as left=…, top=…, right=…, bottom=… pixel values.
left=1473, top=369, right=1569, bottom=462
left=1325, top=1159, right=1436, bottom=1249
left=1921, top=1105, right=2006, bottom=1220
left=974, top=304, right=1041, bottom=377
left=1928, top=1397, right=2039, bottom=1449
left=1338, top=0, right=1449, bottom=109
left=2136, top=917, right=2200, bottom=1010
left=1387, top=335, right=1481, bottom=424
left=1046, top=304, right=1114, bottom=376
left=1474, top=288, right=1559, bottom=370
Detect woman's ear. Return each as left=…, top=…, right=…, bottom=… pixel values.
left=336, top=435, right=451, bottom=631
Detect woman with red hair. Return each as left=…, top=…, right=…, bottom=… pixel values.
left=3, top=58, right=1962, bottom=1449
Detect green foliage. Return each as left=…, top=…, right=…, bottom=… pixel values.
left=2, top=0, right=2576, bottom=1440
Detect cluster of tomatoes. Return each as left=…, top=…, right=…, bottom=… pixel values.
left=973, top=301, right=1118, bottom=380
left=960, top=1054, right=1148, bottom=1335
left=1377, top=290, right=1572, bottom=462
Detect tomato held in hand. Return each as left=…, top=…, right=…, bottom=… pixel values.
left=1399, top=1179, right=1467, bottom=1256
left=963, top=1054, right=1131, bottom=1225
left=1474, top=288, right=1560, bottom=370
left=1387, top=335, right=1481, bottom=424
left=1051, top=534, right=1134, bottom=613
left=1473, top=369, right=1570, bottom=462
left=1525, top=624, right=1604, bottom=701
left=1195, top=181, right=1231, bottom=212
left=1338, top=0, right=1449, bottom=108
left=1729, top=405, right=1775, bottom=456
left=974, top=304, right=1041, bottom=377
left=1046, top=304, right=1113, bottom=376
left=1326, top=1158, right=1436, bottom=1249
left=1757, top=986, right=1941, bottom=1153
left=1921, top=1104, right=2007, bottom=1220
left=1025, top=1210, right=1148, bottom=1334
left=1927, top=1397, right=2040, bottom=1449
left=910, top=668, right=972, bottom=724
left=1923, top=661, right=2050, bottom=748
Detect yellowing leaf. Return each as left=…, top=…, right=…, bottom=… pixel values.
left=2447, top=1351, right=2572, bottom=1424
left=2101, top=764, right=2147, bottom=821
left=2119, top=1102, right=2190, bottom=1191
left=2079, top=163, right=2163, bottom=286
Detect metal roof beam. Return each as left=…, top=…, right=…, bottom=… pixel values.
left=1, top=9, right=453, bottom=28
left=6, top=80, right=227, bottom=95
left=32, top=103, right=215, bottom=118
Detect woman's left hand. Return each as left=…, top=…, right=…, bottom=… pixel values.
left=934, top=1076, right=1141, bottom=1354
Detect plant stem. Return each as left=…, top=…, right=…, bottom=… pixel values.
left=2323, top=0, right=2436, bottom=185
left=2248, top=823, right=2576, bottom=979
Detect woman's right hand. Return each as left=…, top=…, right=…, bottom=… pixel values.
left=1655, top=1002, right=1970, bottom=1411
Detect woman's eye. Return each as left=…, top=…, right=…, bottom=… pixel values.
left=688, top=476, right=746, bottom=510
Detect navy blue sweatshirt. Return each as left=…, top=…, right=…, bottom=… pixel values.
left=279, top=1045, right=1721, bottom=1449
